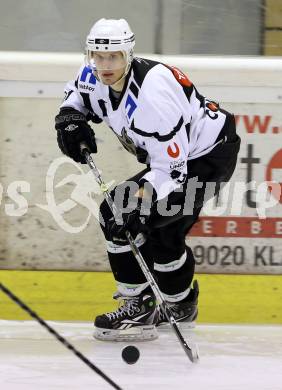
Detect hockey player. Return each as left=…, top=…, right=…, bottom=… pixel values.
left=55, top=18, right=241, bottom=341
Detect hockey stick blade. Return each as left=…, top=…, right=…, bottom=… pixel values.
left=166, top=313, right=199, bottom=363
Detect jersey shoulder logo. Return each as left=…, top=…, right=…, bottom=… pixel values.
left=166, top=65, right=192, bottom=87
left=205, top=99, right=219, bottom=119
left=206, top=101, right=219, bottom=112
left=79, top=66, right=97, bottom=85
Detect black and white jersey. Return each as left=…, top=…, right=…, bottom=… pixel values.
left=61, top=57, right=229, bottom=200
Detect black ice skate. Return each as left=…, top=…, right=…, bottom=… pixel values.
left=94, top=292, right=158, bottom=341
left=157, top=280, right=199, bottom=326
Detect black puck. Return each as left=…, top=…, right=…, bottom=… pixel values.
left=121, top=345, right=140, bottom=364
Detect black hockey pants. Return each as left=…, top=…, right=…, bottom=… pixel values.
left=99, top=113, right=241, bottom=301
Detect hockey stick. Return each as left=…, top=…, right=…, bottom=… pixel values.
left=81, top=146, right=199, bottom=363
left=0, top=283, right=123, bottom=390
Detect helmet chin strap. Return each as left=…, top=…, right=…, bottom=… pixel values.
left=109, top=69, right=128, bottom=90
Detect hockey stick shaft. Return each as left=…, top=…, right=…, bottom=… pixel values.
left=0, top=283, right=123, bottom=390
left=82, top=147, right=198, bottom=363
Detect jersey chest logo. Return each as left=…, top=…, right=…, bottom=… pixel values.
left=116, top=127, right=137, bottom=156
left=167, top=142, right=180, bottom=158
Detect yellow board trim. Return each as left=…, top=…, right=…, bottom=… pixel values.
left=0, top=270, right=281, bottom=323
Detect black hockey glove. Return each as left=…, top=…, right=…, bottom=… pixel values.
left=55, top=107, right=97, bottom=163
left=106, top=200, right=150, bottom=244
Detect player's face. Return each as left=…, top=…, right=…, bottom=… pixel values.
left=91, top=51, right=127, bottom=85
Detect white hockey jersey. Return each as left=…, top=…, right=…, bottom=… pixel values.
left=61, top=57, right=228, bottom=200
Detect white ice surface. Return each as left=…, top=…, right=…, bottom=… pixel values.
left=0, top=320, right=281, bottom=390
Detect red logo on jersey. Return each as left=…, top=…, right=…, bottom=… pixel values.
left=167, top=142, right=180, bottom=158
left=167, top=65, right=192, bottom=87
left=206, top=102, right=218, bottom=112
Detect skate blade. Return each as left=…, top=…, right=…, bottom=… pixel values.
left=94, top=325, right=158, bottom=342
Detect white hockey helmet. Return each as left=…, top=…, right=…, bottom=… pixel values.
left=85, top=18, right=135, bottom=74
